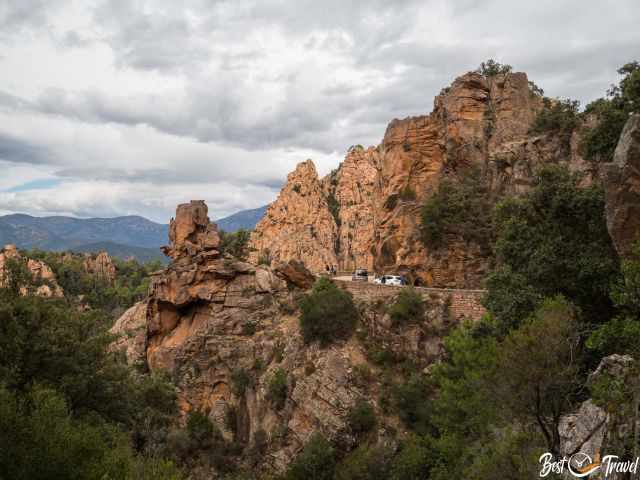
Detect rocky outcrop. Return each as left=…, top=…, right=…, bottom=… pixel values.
left=112, top=200, right=473, bottom=475
left=559, top=354, right=636, bottom=479
left=0, top=244, right=64, bottom=297
left=162, top=200, right=221, bottom=260
left=249, top=161, right=339, bottom=273
left=109, top=301, right=147, bottom=365
left=250, top=70, right=591, bottom=287
left=83, top=251, right=117, bottom=284
left=604, top=114, right=640, bottom=256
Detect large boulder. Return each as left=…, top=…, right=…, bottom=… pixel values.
left=604, top=114, right=640, bottom=256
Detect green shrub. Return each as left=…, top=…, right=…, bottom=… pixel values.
left=347, top=400, right=377, bottom=437
left=298, top=278, right=358, bottom=345
left=475, top=59, right=512, bottom=77
left=388, top=288, right=425, bottom=326
left=230, top=368, right=251, bottom=397
left=582, top=61, right=640, bottom=162
left=389, top=434, right=433, bottom=480
left=266, top=368, right=288, bottom=411
left=284, top=433, right=336, bottom=480
left=219, top=229, right=251, bottom=260
left=420, top=167, right=493, bottom=251
left=335, top=443, right=392, bottom=480
left=530, top=98, right=580, bottom=154
left=186, top=410, right=215, bottom=448
left=392, top=375, right=432, bottom=435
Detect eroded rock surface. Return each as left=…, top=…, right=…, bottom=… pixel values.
left=0, top=244, right=64, bottom=297
left=83, top=251, right=117, bottom=284
left=250, top=70, right=591, bottom=287
left=604, top=114, right=640, bottom=256
left=112, top=200, right=473, bottom=475
left=249, top=161, right=339, bottom=272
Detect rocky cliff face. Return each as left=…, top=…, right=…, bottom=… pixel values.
left=112, top=200, right=473, bottom=475
left=83, top=251, right=117, bottom=284
left=0, top=244, right=64, bottom=297
left=249, top=161, right=339, bottom=272
left=604, top=114, right=640, bottom=257
left=250, top=71, right=592, bottom=287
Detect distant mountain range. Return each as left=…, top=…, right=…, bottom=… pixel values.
left=0, top=205, right=267, bottom=262
left=215, top=205, right=268, bottom=233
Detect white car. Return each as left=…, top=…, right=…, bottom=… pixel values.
left=374, top=275, right=405, bottom=286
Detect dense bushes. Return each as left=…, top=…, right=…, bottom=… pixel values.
left=485, top=165, right=618, bottom=332
left=530, top=97, right=580, bottom=153
left=582, top=61, right=640, bottom=162
left=347, top=399, right=376, bottom=437
left=420, top=166, right=493, bottom=251
left=27, top=249, right=159, bottom=314
left=387, top=288, right=425, bottom=326
left=284, top=433, right=336, bottom=480
left=298, top=277, right=358, bottom=345
left=219, top=229, right=251, bottom=260
left=0, top=286, right=182, bottom=479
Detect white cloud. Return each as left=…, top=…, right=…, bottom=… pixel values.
left=0, top=0, right=639, bottom=222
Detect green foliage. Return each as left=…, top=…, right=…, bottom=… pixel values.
left=186, top=411, right=215, bottom=448
left=530, top=98, right=580, bottom=153
left=219, top=229, right=251, bottom=260
left=387, top=288, right=425, bottom=326
left=0, top=288, right=182, bottom=479
left=284, top=433, right=336, bottom=480
left=420, top=167, right=493, bottom=251
left=582, top=61, right=640, bottom=162
left=389, top=434, right=432, bottom=480
left=27, top=249, right=156, bottom=314
left=230, top=368, right=251, bottom=397
left=587, top=316, right=640, bottom=359
left=528, top=80, right=544, bottom=97
left=298, top=277, right=358, bottom=345
left=266, top=368, right=288, bottom=411
left=485, top=165, right=618, bottom=332
left=347, top=399, right=376, bottom=437
left=392, top=374, right=432, bottom=435
left=475, top=59, right=512, bottom=77
left=335, top=443, right=392, bottom=480
left=587, top=242, right=640, bottom=358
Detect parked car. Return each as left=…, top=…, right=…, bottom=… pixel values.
left=351, top=268, right=369, bottom=282
left=374, top=275, right=406, bottom=286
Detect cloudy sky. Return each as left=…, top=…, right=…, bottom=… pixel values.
left=0, top=0, right=638, bottom=223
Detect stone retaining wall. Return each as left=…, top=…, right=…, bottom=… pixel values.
left=334, top=279, right=487, bottom=322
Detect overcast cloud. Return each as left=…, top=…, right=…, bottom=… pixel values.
left=0, top=0, right=638, bottom=222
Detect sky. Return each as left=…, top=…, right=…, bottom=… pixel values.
left=0, top=0, right=638, bottom=223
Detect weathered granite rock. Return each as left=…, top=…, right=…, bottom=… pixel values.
left=274, top=260, right=315, bottom=289
left=162, top=200, right=221, bottom=260
left=109, top=301, right=147, bottom=365
left=0, top=244, right=64, bottom=297
left=83, top=251, right=117, bottom=284
left=604, top=114, right=640, bottom=256
left=250, top=70, right=592, bottom=287
left=249, top=160, right=339, bottom=273
left=112, top=201, right=469, bottom=475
